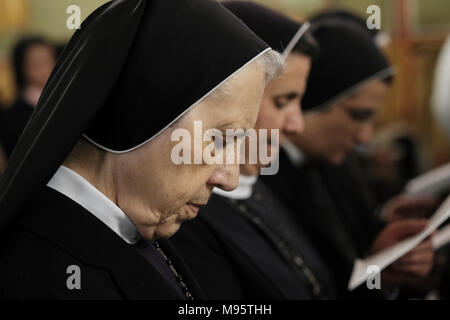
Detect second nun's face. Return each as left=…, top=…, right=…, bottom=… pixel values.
left=111, top=60, right=266, bottom=240
left=240, top=53, right=310, bottom=175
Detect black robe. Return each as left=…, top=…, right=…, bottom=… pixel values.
left=0, top=186, right=204, bottom=299
left=261, top=149, right=386, bottom=299
left=170, top=180, right=335, bottom=300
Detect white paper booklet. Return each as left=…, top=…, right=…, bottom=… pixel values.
left=433, top=223, right=450, bottom=250
left=405, top=162, right=450, bottom=196
left=348, top=193, right=450, bottom=290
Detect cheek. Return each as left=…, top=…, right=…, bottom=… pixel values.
left=258, top=99, right=281, bottom=129
left=155, top=140, right=215, bottom=207
left=326, top=117, right=352, bottom=143
left=255, top=111, right=282, bottom=132
left=168, top=162, right=213, bottom=198
left=124, top=144, right=184, bottom=210
left=40, top=63, right=54, bottom=79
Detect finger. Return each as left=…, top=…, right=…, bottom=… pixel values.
left=382, top=269, right=422, bottom=286
left=395, top=250, right=433, bottom=265
left=391, top=262, right=433, bottom=277
left=406, top=239, right=433, bottom=254
left=389, top=219, right=428, bottom=240
left=384, top=195, right=441, bottom=222
left=394, top=242, right=433, bottom=265
left=404, top=197, right=440, bottom=209
left=389, top=195, right=438, bottom=211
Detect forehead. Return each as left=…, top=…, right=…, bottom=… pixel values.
left=266, top=54, right=310, bottom=93
left=26, top=44, right=54, bottom=57
left=192, top=97, right=256, bottom=132
left=341, top=80, right=389, bottom=109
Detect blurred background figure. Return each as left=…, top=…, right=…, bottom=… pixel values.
left=358, top=123, right=425, bottom=203
left=0, top=36, right=56, bottom=157
left=0, top=99, right=6, bottom=175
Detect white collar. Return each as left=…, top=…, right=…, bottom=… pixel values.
left=213, top=174, right=258, bottom=200
left=282, top=140, right=306, bottom=168
left=47, top=166, right=140, bottom=244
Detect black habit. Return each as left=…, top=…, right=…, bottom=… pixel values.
left=171, top=179, right=336, bottom=300
left=0, top=186, right=204, bottom=299
left=256, top=19, right=395, bottom=298
left=0, top=0, right=270, bottom=299
left=262, top=148, right=387, bottom=299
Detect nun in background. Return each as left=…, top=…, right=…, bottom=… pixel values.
left=0, top=37, right=57, bottom=157
left=263, top=20, right=435, bottom=298
left=0, top=0, right=283, bottom=299
left=171, top=1, right=336, bottom=300
left=431, top=34, right=450, bottom=299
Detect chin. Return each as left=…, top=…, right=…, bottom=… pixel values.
left=139, top=221, right=182, bottom=240
left=153, top=221, right=182, bottom=239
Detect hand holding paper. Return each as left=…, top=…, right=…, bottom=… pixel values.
left=349, top=193, right=450, bottom=290
left=381, top=194, right=440, bottom=222
left=382, top=239, right=434, bottom=288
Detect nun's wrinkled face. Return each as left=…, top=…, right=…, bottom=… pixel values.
left=113, top=61, right=266, bottom=239
left=292, top=80, right=389, bottom=165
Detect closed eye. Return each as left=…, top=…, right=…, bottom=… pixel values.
left=273, top=92, right=300, bottom=109
left=345, top=109, right=375, bottom=122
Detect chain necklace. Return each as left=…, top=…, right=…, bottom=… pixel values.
left=231, top=197, right=325, bottom=299
left=152, top=241, right=194, bottom=300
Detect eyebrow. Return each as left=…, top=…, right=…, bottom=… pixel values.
left=214, top=122, right=253, bottom=141
left=273, top=92, right=300, bottom=101
left=219, top=127, right=249, bottom=138
left=344, top=105, right=375, bottom=113
left=217, top=121, right=247, bottom=131
left=344, top=107, right=376, bottom=121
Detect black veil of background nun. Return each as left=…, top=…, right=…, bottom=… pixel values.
left=302, top=20, right=394, bottom=112
left=0, top=0, right=269, bottom=232
left=262, top=19, right=396, bottom=299
left=310, top=9, right=379, bottom=38
left=223, top=1, right=317, bottom=59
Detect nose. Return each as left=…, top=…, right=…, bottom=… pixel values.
left=283, top=103, right=304, bottom=135
left=207, top=162, right=240, bottom=192
left=355, top=123, right=373, bottom=145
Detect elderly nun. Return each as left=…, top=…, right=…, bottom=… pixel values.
left=0, top=0, right=283, bottom=299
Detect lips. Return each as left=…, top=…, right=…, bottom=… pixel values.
left=186, top=202, right=205, bottom=217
